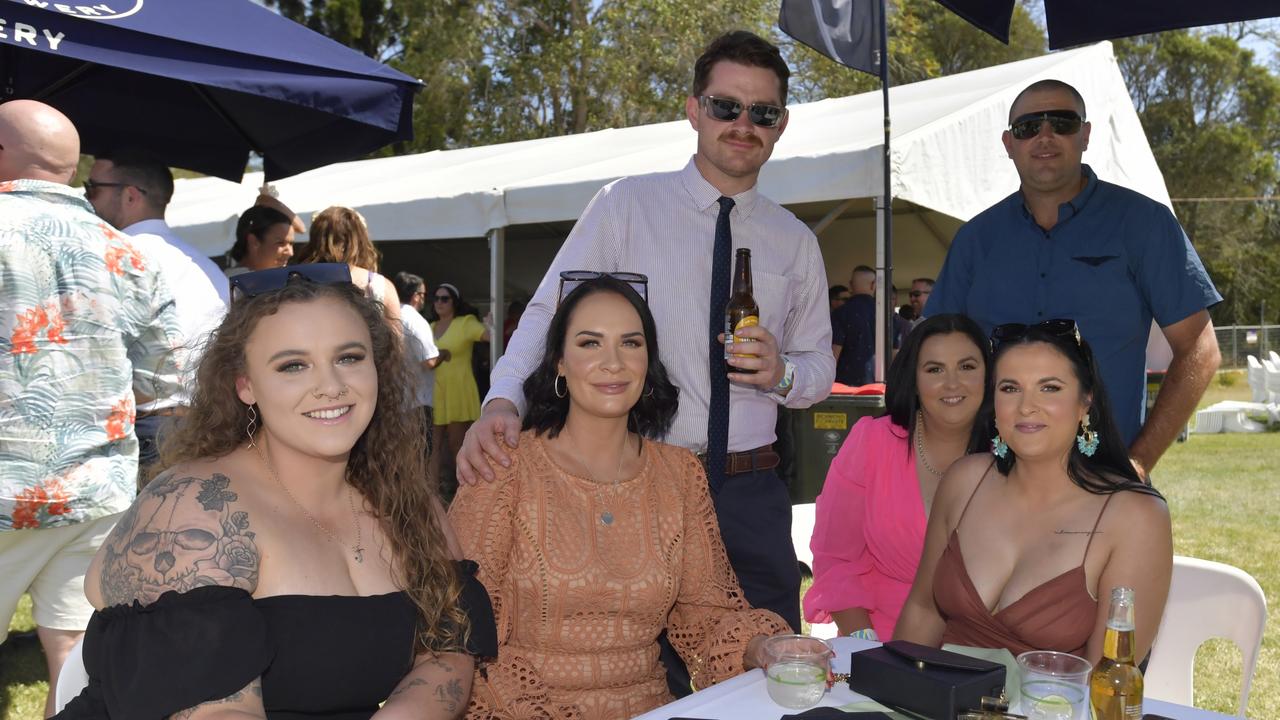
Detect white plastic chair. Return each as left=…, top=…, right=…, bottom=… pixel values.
left=1146, top=556, right=1267, bottom=717
left=791, top=503, right=837, bottom=639
left=1264, top=359, right=1280, bottom=404
left=1246, top=355, right=1268, bottom=403
left=54, top=635, right=89, bottom=713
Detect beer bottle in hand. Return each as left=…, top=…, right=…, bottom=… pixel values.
left=1090, top=586, right=1144, bottom=719
left=724, top=248, right=759, bottom=374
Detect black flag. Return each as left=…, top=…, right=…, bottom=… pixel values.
left=779, top=0, right=883, bottom=76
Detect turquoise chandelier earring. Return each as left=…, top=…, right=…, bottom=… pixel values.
left=1076, top=414, right=1100, bottom=457
left=991, top=433, right=1009, bottom=459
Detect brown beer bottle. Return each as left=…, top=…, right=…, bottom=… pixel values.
left=724, top=248, right=759, bottom=374
left=1090, top=586, right=1144, bottom=719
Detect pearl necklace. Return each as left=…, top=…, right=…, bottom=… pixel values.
left=255, top=440, right=365, bottom=563
left=914, top=410, right=943, bottom=478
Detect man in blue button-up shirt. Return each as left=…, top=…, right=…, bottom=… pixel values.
left=927, top=80, right=1221, bottom=477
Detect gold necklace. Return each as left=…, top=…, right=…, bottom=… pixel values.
left=254, top=440, right=365, bottom=563
left=565, top=429, right=630, bottom=526
left=914, top=410, right=943, bottom=478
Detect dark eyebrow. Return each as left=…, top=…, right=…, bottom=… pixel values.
left=1038, top=376, right=1066, bottom=384
left=268, top=341, right=367, bottom=364
left=622, top=331, right=644, bottom=339
left=574, top=330, right=603, bottom=339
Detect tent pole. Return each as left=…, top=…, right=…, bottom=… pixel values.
left=488, top=227, right=506, bottom=370
left=875, top=0, right=894, bottom=382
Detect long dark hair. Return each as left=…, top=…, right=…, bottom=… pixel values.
left=983, top=328, right=1160, bottom=498
left=522, top=277, right=678, bottom=439
left=884, top=314, right=991, bottom=454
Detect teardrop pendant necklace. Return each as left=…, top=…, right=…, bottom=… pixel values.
left=566, top=430, right=629, bottom=526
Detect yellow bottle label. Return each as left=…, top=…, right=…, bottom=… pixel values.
left=724, top=315, right=760, bottom=360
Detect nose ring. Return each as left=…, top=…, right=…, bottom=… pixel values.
left=312, top=386, right=350, bottom=399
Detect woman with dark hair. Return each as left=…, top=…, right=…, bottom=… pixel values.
left=895, top=319, right=1171, bottom=665
left=59, top=266, right=495, bottom=719
left=805, top=314, right=990, bottom=641
left=429, top=282, right=490, bottom=489
left=295, top=206, right=400, bottom=325
left=227, top=204, right=295, bottom=275
left=448, top=277, right=788, bottom=720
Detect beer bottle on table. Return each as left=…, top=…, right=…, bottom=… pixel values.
left=724, top=248, right=759, bottom=374
left=1091, top=586, right=1144, bottom=719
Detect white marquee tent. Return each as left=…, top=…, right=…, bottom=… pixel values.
left=167, top=41, right=1171, bottom=359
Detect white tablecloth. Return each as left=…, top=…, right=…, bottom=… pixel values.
left=634, top=637, right=1232, bottom=720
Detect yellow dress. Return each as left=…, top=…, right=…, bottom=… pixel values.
left=448, top=431, right=789, bottom=720
left=431, top=314, right=485, bottom=424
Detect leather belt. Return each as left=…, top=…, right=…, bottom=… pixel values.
left=697, top=444, right=780, bottom=477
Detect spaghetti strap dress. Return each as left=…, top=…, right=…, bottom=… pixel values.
left=932, top=466, right=1114, bottom=657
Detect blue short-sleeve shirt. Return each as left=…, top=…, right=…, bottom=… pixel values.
left=926, top=165, right=1221, bottom=445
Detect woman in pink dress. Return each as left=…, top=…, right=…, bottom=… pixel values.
left=804, top=314, right=990, bottom=640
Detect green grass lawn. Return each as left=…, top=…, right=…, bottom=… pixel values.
left=4, top=375, right=1277, bottom=719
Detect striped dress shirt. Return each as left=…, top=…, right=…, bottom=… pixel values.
left=487, top=157, right=835, bottom=453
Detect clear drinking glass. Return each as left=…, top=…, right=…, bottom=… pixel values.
left=762, top=634, right=834, bottom=710
left=1016, top=650, right=1093, bottom=720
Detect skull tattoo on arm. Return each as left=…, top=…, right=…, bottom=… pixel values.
left=100, top=472, right=260, bottom=607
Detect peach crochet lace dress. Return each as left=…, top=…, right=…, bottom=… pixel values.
left=448, top=430, right=790, bottom=720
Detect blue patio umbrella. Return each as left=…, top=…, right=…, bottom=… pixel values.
left=0, top=0, right=421, bottom=180
left=935, top=0, right=1278, bottom=49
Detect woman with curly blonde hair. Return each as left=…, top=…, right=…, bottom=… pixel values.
left=59, top=265, right=496, bottom=720
left=296, top=205, right=401, bottom=325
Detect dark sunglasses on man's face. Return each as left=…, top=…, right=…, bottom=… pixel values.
left=699, top=95, right=786, bottom=129
left=909, top=290, right=929, bottom=298
left=83, top=180, right=147, bottom=197
left=1008, top=110, right=1084, bottom=141
left=991, top=318, right=1081, bottom=349
left=230, top=263, right=352, bottom=301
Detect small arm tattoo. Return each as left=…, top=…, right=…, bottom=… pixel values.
left=170, top=679, right=262, bottom=718
left=100, top=472, right=259, bottom=606
left=434, top=678, right=465, bottom=712
left=388, top=678, right=429, bottom=698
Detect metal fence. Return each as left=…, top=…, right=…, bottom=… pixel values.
left=1215, top=325, right=1280, bottom=368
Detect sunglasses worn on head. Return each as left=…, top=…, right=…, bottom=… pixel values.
left=1009, top=110, right=1084, bottom=141
left=699, top=95, right=786, bottom=129
left=557, top=271, right=649, bottom=306
left=991, top=318, right=1081, bottom=349
left=230, top=263, right=353, bottom=300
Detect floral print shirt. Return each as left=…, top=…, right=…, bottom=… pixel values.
left=1, top=180, right=183, bottom=531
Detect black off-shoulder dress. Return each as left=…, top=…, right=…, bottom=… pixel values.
left=55, top=561, right=497, bottom=720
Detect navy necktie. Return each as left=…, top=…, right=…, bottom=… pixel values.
left=706, top=196, right=734, bottom=489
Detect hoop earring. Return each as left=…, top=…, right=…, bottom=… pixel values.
left=1076, top=414, right=1099, bottom=457
left=643, top=382, right=654, bottom=399
left=245, top=405, right=259, bottom=448
left=554, top=375, right=567, bottom=399
left=991, top=433, right=1008, bottom=459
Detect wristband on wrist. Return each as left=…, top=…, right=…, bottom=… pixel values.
left=848, top=627, right=879, bottom=641
left=770, top=358, right=796, bottom=395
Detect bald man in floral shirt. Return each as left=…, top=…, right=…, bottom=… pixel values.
left=0, top=100, right=182, bottom=716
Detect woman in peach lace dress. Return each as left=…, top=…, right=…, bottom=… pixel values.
left=448, top=276, right=789, bottom=720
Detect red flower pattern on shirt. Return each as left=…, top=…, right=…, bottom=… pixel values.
left=10, top=477, right=73, bottom=529
left=105, top=396, right=136, bottom=441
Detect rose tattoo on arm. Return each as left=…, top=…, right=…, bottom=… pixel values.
left=100, top=473, right=260, bottom=606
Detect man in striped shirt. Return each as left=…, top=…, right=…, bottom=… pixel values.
left=457, top=31, right=834, bottom=635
